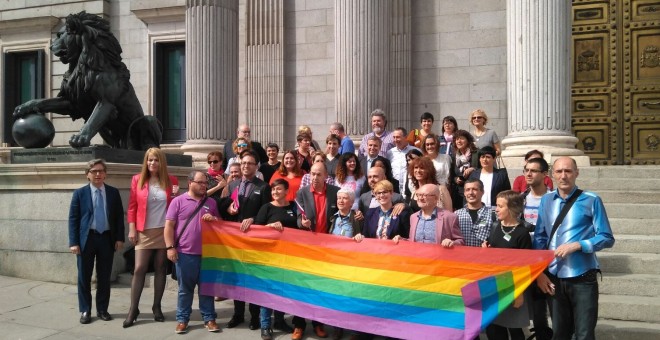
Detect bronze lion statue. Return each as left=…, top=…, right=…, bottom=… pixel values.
left=13, top=11, right=161, bottom=150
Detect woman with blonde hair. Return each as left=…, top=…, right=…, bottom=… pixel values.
left=224, top=137, right=252, bottom=173
left=469, top=109, right=501, bottom=155
left=297, top=125, right=321, bottom=151
left=125, top=148, right=179, bottom=328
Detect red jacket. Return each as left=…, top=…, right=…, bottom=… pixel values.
left=127, top=174, right=179, bottom=231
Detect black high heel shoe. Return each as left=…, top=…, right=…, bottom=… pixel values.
left=122, top=309, right=140, bottom=328
left=152, top=306, right=164, bottom=322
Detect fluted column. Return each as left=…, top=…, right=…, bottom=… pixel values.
left=182, top=0, right=238, bottom=161
left=335, top=0, right=410, bottom=135
left=502, top=0, right=589, bottom=165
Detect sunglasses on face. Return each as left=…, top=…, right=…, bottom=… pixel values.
left=237, top=143, right=248, bottom=147
left=472, top=116, right=484, bottom=120
left=208, top=160, right=220, bottom=164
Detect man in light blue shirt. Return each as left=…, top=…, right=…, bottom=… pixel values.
left=533, top=157, right=615, bottom=340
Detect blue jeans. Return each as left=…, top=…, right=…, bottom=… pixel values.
left=175, top=253, right=216, bottom=323
left=260, top=307, right=286, bottom=330
left=550, top=274, right=598, bottom=340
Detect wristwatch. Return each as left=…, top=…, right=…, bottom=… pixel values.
left=166, top=245, right=175, bottom=250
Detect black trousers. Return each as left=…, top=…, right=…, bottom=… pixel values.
left=77, top=231, right=114, bottom=313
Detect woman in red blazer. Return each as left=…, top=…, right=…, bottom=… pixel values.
left=124, top=148, right=179, bottom=328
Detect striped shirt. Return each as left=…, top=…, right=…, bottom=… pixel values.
left=533, top=186, right=615, bottom=278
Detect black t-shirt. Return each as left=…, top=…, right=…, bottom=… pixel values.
left=259, top=162, right=281, bottom=184
left=254, top=202, right=298, bottom=228
left=487, top=222, right=532, bottom=250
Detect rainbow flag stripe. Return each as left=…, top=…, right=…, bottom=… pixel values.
left=200, top=221, right=553, bottom=340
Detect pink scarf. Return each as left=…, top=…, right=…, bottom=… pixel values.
left=208, top=167, right=224, bottom=178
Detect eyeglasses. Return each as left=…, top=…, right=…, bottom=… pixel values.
left=208, top=160, right=220, bottom=164
left=237, top=143, right=248, bottom=148
left=191, top=180, right=208, bottom=185
left=523, top=168, right=543, bottom=174
left=374, top=191, right=392, bottom=196
left=240, top=130, right=251, bottom=134
left=416, top=193, right=437, bottom=199
left=89, top=169, right=105, bottom=175
left=241, top=161, right=257, bottom=166
left=472, top=116, right=484, bottom=120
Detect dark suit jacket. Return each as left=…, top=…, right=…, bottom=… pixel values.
left=296, top=184, right=340, bottom=232
left=358, top=191, right=404, bottom=216
left=68, top=184, right=125, bottom=251
left=468, top=168, right=511, bottom=206
left=219, top=176, right=271, bottom=221
left=363, top=206, right=411, bottom=239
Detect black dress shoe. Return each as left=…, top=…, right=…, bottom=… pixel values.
left=97, top=311, right=113, bottom=321
left=122, top=309, right=140, bottom=328
left=80, top=312, right=91, bottom=324
left=249, top=318, right=260, bottom=330
left=273, top=320, right=294, bottom=333
left=226, top=316, right=244, bottom=328
left=261, top=328, right=273, bottom=340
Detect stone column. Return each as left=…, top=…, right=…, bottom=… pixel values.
left=335, top=0, right=410, bottom=135
left=502, top=0, right=589, bottom=166
left=181, top=0, right=238, bottom=162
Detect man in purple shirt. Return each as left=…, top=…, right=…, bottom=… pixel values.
left=165, top=170, right=221, bottom=334
left=358, top=109, right=395, bottom=157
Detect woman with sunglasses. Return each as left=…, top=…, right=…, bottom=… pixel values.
left=469, top=109, right=501, bottom=156
left=225, top=137, right=252, bottom=173
left=206, top=151, right=227, bottom=201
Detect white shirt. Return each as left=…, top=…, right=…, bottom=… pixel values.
left=432, top=154, right=452, bottom=185
left=480, top=172, right=494, bottom=206
left=387, top=145, right=419, bottom=195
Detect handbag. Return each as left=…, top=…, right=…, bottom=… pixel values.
left=170, top=196, right=208, bottom=280
left=496, top=154, right=509, bottom=178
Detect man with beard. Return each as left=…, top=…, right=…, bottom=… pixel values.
left=358, top=109, right=394, bottom=158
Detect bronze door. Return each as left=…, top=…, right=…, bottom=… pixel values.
left=572, top=0, right=660, bottom=165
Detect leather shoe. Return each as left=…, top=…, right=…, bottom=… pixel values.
left=205, top=320, right=221, bottom=332
left=273, top=320, right=294, bottom=333
left=79, top=312, right=91, bottom=324
left=249, top=317, right=260, bottom=330
left=152, top=306, right=164, bottom=322
left=314, top=324, right=328, bottom=338
left=122, top=308, right=140, bottom=328
left=175, top=322, right=189, bottom=334
left=261, top=328, right=273, bottom=340
left=292, top=327, right=304, bottom=340
left=97, top=311, right=112, bottom=321
left=226, top=316, right=244, bottom=328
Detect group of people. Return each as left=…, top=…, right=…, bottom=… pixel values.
left=67, top=108, right=614, bottom=340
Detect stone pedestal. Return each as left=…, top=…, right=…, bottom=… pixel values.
left=182, top=0, right=239, bottom=160
left=0, top=163, right=191, bottom=283
left=502, top=0, right=589, bottom=167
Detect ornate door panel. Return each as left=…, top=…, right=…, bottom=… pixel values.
left=572, top=0, right=660, bottom=165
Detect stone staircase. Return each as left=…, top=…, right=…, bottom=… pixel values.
left=565, top=166, right=660, bottom=339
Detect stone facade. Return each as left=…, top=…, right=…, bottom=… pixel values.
left=0, top=0, right=512, bottom=157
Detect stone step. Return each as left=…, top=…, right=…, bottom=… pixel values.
left=599, top=252, right=660, bottom=274
left=579, top=166, right=660, bottom=180
left=578, top=178, right=660, bottom=191
left=602, top=235, right=660, bottom=254
left=596, top=319, right=660, bottom=340
left=605, top=203, right=660, bottom=219
left=599, top=191, right=660, bottom=204
left=600, top=273, right=660, bottom=297
left=599, top=295, right=660, bottom=323
left=610, top=218, right=660, bottom=235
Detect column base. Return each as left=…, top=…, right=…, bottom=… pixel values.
left=501, top=134, right=590, bottom=168
left=180, top=141, right=226, bottom=168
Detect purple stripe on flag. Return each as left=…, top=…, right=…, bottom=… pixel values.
left=202, top=282, right=468, bottom=340
left=461, top=280, right=484, bottom=338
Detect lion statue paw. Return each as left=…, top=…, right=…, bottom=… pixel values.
left=69, top=133, right=92, bottom=148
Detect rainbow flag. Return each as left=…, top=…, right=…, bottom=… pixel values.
left=200, top=221, right=554, bottom=340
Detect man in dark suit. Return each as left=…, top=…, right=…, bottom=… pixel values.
left=220, top=149, right=271, bottom=330
left=293, top=162, right=339, bottom=339
left=223, top=123, right=267, bottom=169
left=68, top=159, right=125, bottom=324
left=468, top=146, right=511, bottom=206
left=356, top=166, right=405, bottom=219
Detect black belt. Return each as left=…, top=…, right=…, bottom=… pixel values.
left=90, top=229, right=109, bottom=235
left=548, top=269, right=600, bottom=283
